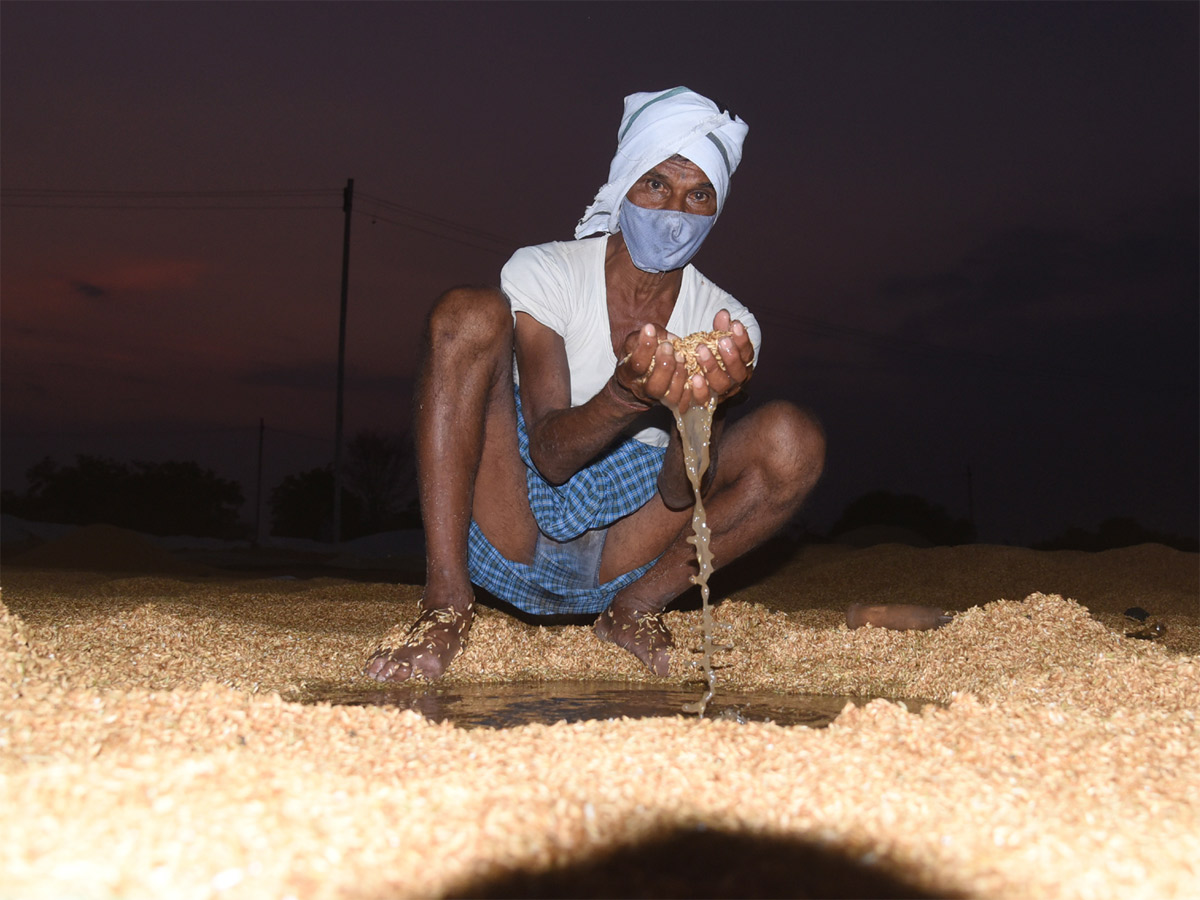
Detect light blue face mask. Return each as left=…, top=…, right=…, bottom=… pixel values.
left=618, top=198, right=717, bottom=274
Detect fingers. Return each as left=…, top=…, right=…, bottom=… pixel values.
left=712, top=309, right=754, bottom=367
left=638, top=342, right=683, bottom=403
left=614, top=324, right=663, bottom=396
left=705, top=310, right=755, bottom=400
left=729, top=320, right=755, bottom=367
left=620, top=323, right=660, bottom=380
left=616, top=315, right=755, bottom=412
left=662, top=350, right=691, bottom=410
left=689, top=336, right=748, bottom=404
left=617, top=324, right=690, bottom=408
left=638, top=346, right=697, bottom=413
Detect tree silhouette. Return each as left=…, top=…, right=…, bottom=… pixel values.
left=343, top=428, right=416, bottom=533
left=4, top=454, right=244, bottom=538
left=124, top=459, right=244, bottom=537
left=269, top=426, right=420, bottom=542
left=269, top=466, right=364, bottom=541
left=830, top=490, right=976, bottom=545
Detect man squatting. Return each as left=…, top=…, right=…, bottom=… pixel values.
left=365, top=87, right=826, bottom=683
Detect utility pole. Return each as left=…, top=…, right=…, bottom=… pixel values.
left=255, top=417, right=265, bottom=546
left=333, top=178, right=354, bottom=544
left=966, top=463, right=975, bottom=532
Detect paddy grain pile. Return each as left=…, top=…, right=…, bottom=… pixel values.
left=2, top=528, right=1197, bottom=899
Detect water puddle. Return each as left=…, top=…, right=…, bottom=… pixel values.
left=294, top=680, right=934, bottom=729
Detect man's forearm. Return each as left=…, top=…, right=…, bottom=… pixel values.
left=525, top=378, right=652, bottom=485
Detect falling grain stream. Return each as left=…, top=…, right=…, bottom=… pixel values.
left=670, top=331, right=734, bottom=715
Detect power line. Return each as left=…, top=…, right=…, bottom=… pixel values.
left=264, top=426, right=334, bottom=445
left=4, top=423, right=332, bottom=443
left=2, top=202, right=339, bottom=211
left=9, top=183, right=1184, bottom=397
left=1, top=187, right=338, bottom=197
left=0, top=186, right=340, bottom=210
left=354, top=208, right=516, bottom=257
left=2, top=189, right=335, bottom=210
left=1, top=184, right=520, bottom=254
left=757, top=304, right=1192, bottom=396
left=356, top=190, right=516, bottom=248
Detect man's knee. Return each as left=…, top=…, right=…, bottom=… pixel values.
left=753, top=400, right=826, bottom=494
left=427, top=285, right=511, bottom=352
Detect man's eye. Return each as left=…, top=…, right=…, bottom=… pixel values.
left=647, top=179, right=664, bottom=190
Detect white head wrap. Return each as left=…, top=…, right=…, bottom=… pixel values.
left=575, top=86, right=749, bottom=240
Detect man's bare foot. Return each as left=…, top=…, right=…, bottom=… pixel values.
left=594, top=605, right=674, bottom=676
left=364, top=599, right=474, bottom=683
left=846, top=603, right=954, bottom=631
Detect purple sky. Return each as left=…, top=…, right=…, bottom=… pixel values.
left=2, top=1, right=1197, bottom=544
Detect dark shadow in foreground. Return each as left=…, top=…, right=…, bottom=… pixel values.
left=442, top=826, right=956, bottom=899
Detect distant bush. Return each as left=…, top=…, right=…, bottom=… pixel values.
left=269, top=466, right=364, bottom=541
left=267, top=427, right=421, bottom=542
left=829, top=490, right=976, bottom=546
left=343, top=428, right=419, bottom=534
left=1034, top=517, right=1198, bottom=552
left=3, top=454, right=245, bottom=538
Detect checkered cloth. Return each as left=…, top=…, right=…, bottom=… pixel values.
left=467, top=390, right=667, bottom=615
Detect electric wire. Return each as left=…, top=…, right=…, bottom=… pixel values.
left=2, top=185, right=520, bottom=253
left=353, top=208, right=516, bottom=256
left=356, top=190, right=514, bottom=247
left=5, top=423, right=333, bottom=445
left=1, top=188, right=338, bottom=197
left=752, top=302, right=1191, bottom=396
left=3, top=185, right=1191, bottom=396
left=1, top=187, right=339, bottom=211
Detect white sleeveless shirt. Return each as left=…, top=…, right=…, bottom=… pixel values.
left=501, top=235, right=761, bottom=448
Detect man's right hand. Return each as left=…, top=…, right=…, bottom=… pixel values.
left=613, top=323, right=689, bottom=411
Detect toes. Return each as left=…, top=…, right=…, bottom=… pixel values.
left=648, top=647, right=671, bottom=677
left=364, top=651, right=413, bottom=683
left=364, top=604, right=472, bottom=684
left=595, top=609, right=673, bottom=675
left=364, top=649, right=440, bottom=684
left=592, top=612, right=615, bottom=642
left=409, top=650, right=446, bottom=681
left=631, top=643, right=670, bottom=677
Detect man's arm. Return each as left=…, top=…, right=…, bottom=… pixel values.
left=516, top=309, right=753, bottom=490
left=515, top=313, right=683, bottom=486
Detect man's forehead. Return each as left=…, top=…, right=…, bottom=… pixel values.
left=644, top=155, right=714, bottom=186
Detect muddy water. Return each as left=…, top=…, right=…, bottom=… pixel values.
left=672, top=396, right=724, bottom=715
left=296, top=680, right=935, bottom=729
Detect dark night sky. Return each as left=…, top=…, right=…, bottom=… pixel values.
left=2, top=1, right=1197, bottom=545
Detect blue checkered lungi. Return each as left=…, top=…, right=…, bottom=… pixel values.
left=467, top=389, right=667, bottom=615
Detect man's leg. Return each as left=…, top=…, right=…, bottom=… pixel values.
left=595, top=400, right=826, bottom=674
left=365, top=287, right=537, bottom=683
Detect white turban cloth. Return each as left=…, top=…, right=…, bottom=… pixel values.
left=575, top=86, right=749, bottom=240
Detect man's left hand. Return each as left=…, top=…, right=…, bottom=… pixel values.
left=678, top=309, right=755, bottom=411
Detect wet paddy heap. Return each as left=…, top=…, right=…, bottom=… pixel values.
left=2, top=533, right=1198, bottom=899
